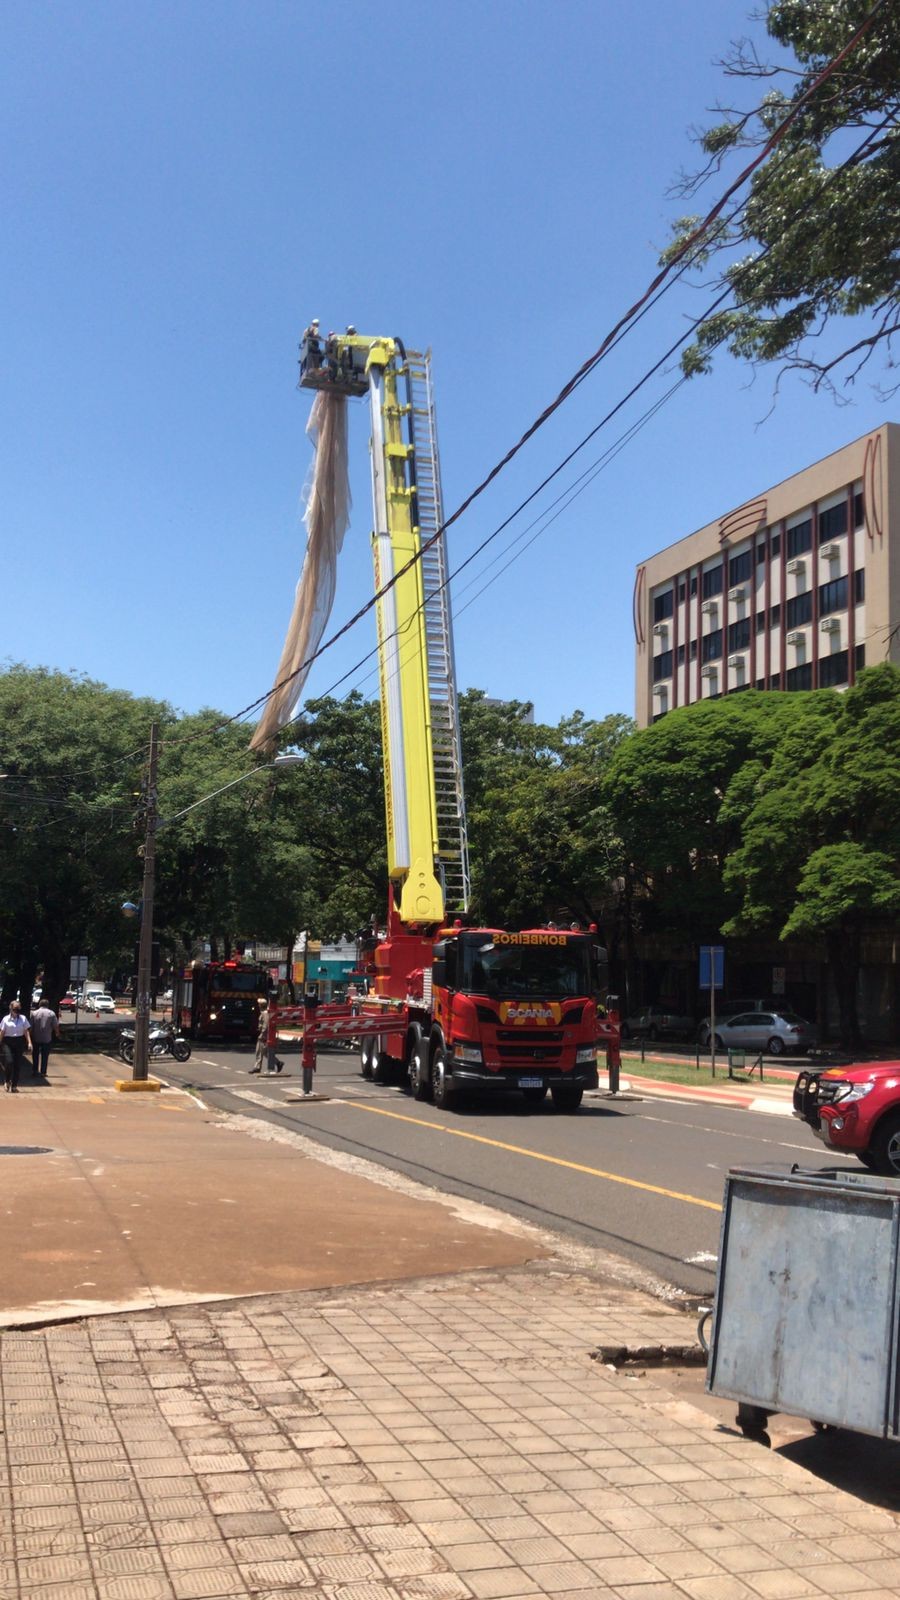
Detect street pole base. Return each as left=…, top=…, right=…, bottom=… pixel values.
left=115, top=1078, right=162, bottom=1093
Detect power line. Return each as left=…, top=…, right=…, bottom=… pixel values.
left=157, top=10, right=887, bottom=752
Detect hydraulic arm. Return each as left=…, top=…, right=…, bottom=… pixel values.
left=299, top=327, right=466, bottom=925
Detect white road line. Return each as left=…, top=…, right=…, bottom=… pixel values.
left=202, top=1059, right=226, bottom=1068
left=636, top=1111, right=829, bottom=1155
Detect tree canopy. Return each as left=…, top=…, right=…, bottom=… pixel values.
left=666, top=1, right=900, bottom=395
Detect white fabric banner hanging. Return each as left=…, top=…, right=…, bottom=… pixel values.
left=251, top=391, right=351, bottom=751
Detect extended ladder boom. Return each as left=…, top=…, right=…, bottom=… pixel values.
left=299, top=327, right=469, bottom=925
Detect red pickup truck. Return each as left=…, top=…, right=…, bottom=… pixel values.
left=793, top=1061, right=900, bottom=1176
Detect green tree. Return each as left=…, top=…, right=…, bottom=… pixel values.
left=460, top=692, right=631, bottom=946
left=605, top=690, right=812, bottom=959
left=724, top=664, right=900, bottom=1042
left=0, top=665, right=170, bottom=1005
left=666, top=1, right=900, bottom=393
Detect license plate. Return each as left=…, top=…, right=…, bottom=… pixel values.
left=519, top=1076, right=544, bottom=1089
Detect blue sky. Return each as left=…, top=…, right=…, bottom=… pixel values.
left=3, top=1, right=892, bottom=730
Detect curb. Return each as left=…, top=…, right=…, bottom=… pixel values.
left=600, top=1073, right=794, bottom=1116
left=592, top=1341, right=706, bottom=1368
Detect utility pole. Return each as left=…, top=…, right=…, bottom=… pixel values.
left=133, top=721, right=159, bottom=1082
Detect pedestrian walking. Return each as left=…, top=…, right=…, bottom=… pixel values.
left=29, top=995, right=59, bottom=1078
left=249, top=1002, right=283, bottom=1075
left=0, top=1001, right=32, bottom=1093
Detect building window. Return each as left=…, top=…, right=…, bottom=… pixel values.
left=819, top=650, right=849, bottom=689
left=771, top=532, right=781, bottom=558
left=755, top=611, right=766, bottom=635
left=785, top=662, right=813, bottom=691
left=770, top=603, right=781, bottom=627
left=756, top=677, right=766, bottom=689
left=771, top=672, right=781, bottom=689
left=702, top=629, right=723, bottom=663
left=728, top=550, right=753, bottom=587
left=652, top=710, right=668, bottom=723
left=653, top=589, right=674, bottom=623
left=818, top=501, right=848, bottom=542
left=689, top=639, right=698, bottom=662
left=757, top=543, right=767, bottom=564
left=818, top=575, right=848, bottom=617
left=677, top=643, right=686, bottom=666
left=702, top=565, right=723, bottom=599
left=678, top=582, right=686, bottom=604
left=728, top=618, right=751, bottom=652
left=690, top=574, right=698, bottom=596
left=787, top=519, right=812, bottom=558
left=855, top=643, right=865, bottom=671
left=854, top=490, right=864, bottom=527
left=854, top=568, right=865, bottom=603
left=652, top=649, right=673, bottom=682
left=786, top=592, right=813, bottom=629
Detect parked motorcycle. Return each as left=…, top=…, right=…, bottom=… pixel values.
left=118, top=1021, right=191, bottom=1065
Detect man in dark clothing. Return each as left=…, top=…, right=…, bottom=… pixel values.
left=30, top=996, right=60, bottom=1077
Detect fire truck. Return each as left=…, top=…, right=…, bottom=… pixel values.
left=174, top=959, right=272, bottom=1042
left=274, top=328, right=620, bottom=1107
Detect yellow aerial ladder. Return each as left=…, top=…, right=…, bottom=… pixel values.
left=299, top=327, right=470, bottom=928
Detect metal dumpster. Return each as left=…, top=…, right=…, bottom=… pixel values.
left=707, top=1164, right=900, bottom=1439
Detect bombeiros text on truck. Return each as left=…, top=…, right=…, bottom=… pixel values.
left=268, top=325, right=621, bottom=1105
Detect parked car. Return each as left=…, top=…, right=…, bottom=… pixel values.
left=698, top=999, right=790, bottom=1047
left=621, top=1002, right=695, bottom=1042
left=794, top=1061, right=900, bottom=1175
left=84, top=992, right=116, bottom=1014
left=58, top=992, right=77, bottom=1011
left=709, top=1010, right=816, bottom=1057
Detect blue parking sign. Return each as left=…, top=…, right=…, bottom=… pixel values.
left=699, top=945, right=724, bottom=990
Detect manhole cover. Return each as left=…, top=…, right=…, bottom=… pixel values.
left=0, top=1146, right=52, bottom=1157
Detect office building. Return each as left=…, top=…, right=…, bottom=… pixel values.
left=634, top=424, right=899, bottom=727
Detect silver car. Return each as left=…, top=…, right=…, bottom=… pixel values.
left=711, top=1010, right=816, bottom=1057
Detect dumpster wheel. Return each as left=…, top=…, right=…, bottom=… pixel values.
left=736, top=1402, right=771, bottom=1445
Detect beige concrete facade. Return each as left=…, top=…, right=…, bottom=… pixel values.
left=634, top=423, right=900, bottom=726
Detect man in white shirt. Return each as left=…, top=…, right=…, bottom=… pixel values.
left=0, top=1001, right=32, bottom=1093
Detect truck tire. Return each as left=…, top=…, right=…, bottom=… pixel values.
left=408, top=1026, right=430, bottom=1102
left=869, top=1113, right=900, bottom=1178
left=431, top=1045, right=456, bottom=1111
left=360, top=1037, right=375, bottom=1079
left=551, top=1084, right=583, bottom=1113
left=372, top=1047, right=393, bottom=1086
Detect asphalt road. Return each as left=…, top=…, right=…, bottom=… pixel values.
left=150, top=1039, right=850, bottom=1298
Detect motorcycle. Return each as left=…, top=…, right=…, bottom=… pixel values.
left=118, top=1021, right=191, bottom=1065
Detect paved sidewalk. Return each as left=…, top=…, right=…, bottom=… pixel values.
left=596, top=1072, right=795, bottom=1117
left=2, top=1266, right=899, bottom=1600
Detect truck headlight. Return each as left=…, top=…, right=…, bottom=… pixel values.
left=576, top=1046, right=597, bottom=1064
left=455, top=1043, right=482, bottom=1064
left=833, top=1083, right=873, bottom=1104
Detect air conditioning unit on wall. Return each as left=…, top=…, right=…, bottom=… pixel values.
left=727, top=654, right=744, bottom=667
left=701, top=665, right=717, bottom=679
left=728, top=586, right=746, bottom=602
left=820, top=542, right=840, bottom=560
left=652, top=684, right=667, bottom=698
left=787, top=558, right=805, bottom=576
left=701, top=600, right=718, bottom=616
left=786, top=631, right=805, bottom=646
left=652, top=622, right=668, bottom=638
left=820, top=616, right=841, bottom=633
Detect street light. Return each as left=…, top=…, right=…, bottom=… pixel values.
left=128, top=739, right=301, bottom=1087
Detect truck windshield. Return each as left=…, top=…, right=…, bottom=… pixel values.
left=210, top=971, right=267, bottom=994
left=458, top=935, right=596, bottom=999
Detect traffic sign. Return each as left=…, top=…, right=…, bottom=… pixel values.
left=699, top=945, right=724, bottom=990
left=69, top=955, right=88, bottom=982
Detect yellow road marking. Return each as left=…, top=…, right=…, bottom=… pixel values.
left=344, top=1101, right=721, bottom=1211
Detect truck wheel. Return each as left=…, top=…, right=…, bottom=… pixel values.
left=551, top=1085, right=583, bottom=1113
left=431, top=1046, right=456, bottom=1111
left=360, top=1037, right=375, bottom=1079
left=408, top=1027, right=430, bottom=1102
left=372, top=1048, right=392, bottom=1086
left=869, top=1113, right=900, bottom=1178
